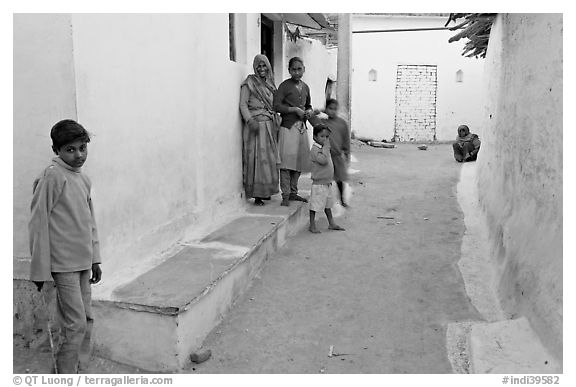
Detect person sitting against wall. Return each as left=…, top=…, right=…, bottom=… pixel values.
left=453, top=125, right=481, bottom=162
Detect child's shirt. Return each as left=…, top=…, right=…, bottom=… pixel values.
left=29, top=157, right=101, bottom=281
left=273, top=78, right=312, bottom=129
left=310, top=142, right=334, bottom=185
left=325, top=116, right=351, bottom=159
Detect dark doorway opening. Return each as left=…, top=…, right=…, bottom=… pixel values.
left=261, top=15, right=274, bottom=70
left=325, top=78, right=336, bottom=103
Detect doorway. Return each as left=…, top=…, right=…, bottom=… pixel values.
left=261, top=15, right=274, bottom=70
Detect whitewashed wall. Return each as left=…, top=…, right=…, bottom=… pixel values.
left=13, top=14, right=78, bottom=261
left=14, top=14, right=262, bottom=278
left=477, top=13, right=563, bottom=362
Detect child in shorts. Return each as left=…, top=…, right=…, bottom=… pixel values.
left=308, top=124, right=345, bottom=233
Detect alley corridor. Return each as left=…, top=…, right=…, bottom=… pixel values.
left=12, top=12, right=563, bottom=377
left=189, top=143, right=481, bottom=373
left=13, top=143, right=483, bottom=374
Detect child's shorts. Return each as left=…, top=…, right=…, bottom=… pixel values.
left=310, top=183, right=334, bottom=212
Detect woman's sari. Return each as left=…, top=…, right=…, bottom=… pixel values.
left=240, top=55, right=281, bottom=199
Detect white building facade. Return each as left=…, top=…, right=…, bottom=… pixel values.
left=13, top=13, right=332, bottom=285
left=351, top=14, right=485, bottom=142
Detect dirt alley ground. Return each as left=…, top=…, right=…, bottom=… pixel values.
left=13, top=143, right=483, bottom=374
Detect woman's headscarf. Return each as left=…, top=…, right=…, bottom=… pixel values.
left=242, top=54, right=277, bottom=113
left=456, top=125, right=478, bottom=143
left=252, top=54, right=275, bottom=89
left=457, top=125, right=471, bottom=141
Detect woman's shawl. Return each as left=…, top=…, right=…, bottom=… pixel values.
left=456, top=125, right=479, bottom=144
left=241, top=55, right=277, bottom=120
left=456, top=125, right=481, bottom=151
left=456, top=132, right=478, bottom=143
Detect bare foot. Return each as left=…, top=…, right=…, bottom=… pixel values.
left=309, top=226, right=321, bottom=234
left=328, top=224, right=345, bottom=231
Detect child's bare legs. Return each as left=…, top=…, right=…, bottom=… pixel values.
left=309, top=210, right=321, bottom=233
left=325, top=208, right=345, bottom=231
left=336, top=181, right=347, bottom=207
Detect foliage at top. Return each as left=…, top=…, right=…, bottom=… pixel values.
left=446, top=13, right=497, bottom=58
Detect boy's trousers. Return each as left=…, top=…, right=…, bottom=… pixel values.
left=52, top=269, right=93, bottom=374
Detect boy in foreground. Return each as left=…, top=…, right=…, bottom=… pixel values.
left=29, top=119, right=102, bottom=373
left=309, top=124, right=345, bottom=233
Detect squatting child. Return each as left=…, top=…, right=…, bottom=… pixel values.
left=309, top=124, right=345, bottom=233
left=29, top=119, right=102, bottom=374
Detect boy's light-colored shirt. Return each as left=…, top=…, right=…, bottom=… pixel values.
left=29, top=157, right=101, bottom=282
left=310, top=142, right=334, bottom=185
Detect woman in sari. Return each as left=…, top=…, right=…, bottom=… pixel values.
left=239, top=54, right=280, bottom=205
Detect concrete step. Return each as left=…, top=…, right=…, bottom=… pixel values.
left=91, top=199, right=309, bottom=371
left=468, top=317, right=561, bottom=374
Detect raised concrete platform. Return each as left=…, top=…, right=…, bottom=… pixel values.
left=91, top=199, right=309, bottom=371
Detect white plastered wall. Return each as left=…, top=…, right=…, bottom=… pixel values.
left=477, top=13, right=563, bottom=362
left=13, top=14, right=263, bottom=283
left=13, top=14, right=78, bottom=260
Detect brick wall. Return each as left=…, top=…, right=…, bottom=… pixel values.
left=394, top=64, right=437, bottom=142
